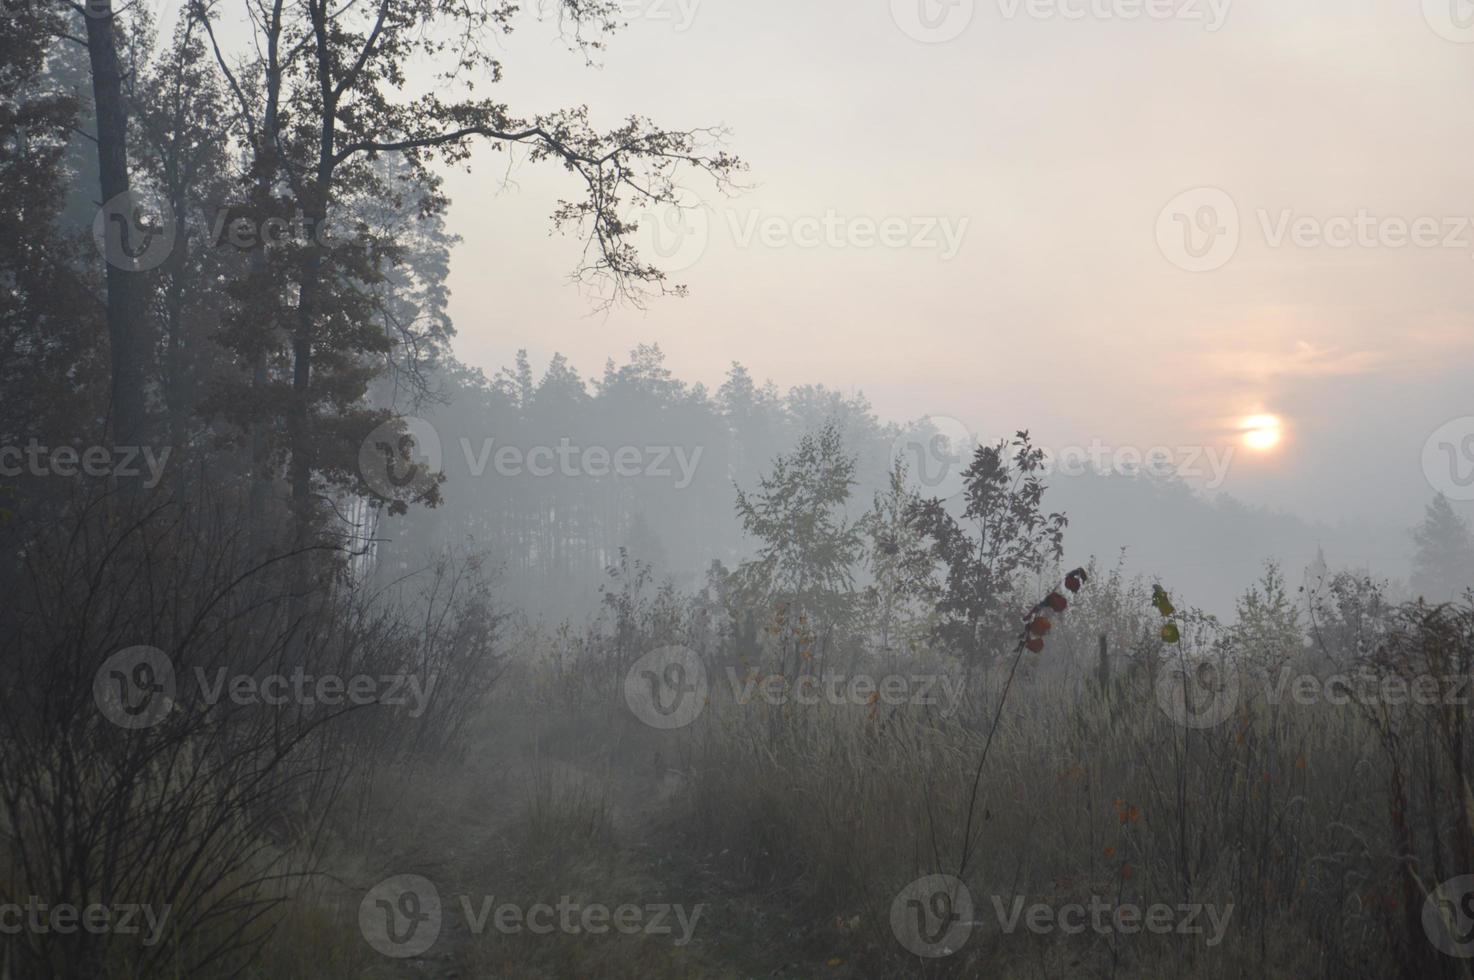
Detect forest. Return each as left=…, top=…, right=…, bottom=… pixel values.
left=3, top=0, right=1474, bottom=978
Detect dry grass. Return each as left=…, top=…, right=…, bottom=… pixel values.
left=16, top=578, right=1465, bottom=979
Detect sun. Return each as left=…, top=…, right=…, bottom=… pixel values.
left=1241, top=414, right=1282, bottom=451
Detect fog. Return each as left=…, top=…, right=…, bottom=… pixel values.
left=3, top=0, right=1473, bottom=977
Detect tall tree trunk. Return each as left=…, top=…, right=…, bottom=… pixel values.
left=287, top=252, right=319, bottom=551
left=246, top=63, right=284, bottom=537
left=286, top=0, right=338, bottom=556
left=162, top=182, right=187, bottom=489
left=86, top=0, right=149, bottom=453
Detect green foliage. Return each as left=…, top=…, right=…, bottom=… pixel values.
left=1152, top=583, right=1176, bottom=617
left=906, top=430, right=1067, bottom=660
left=732, top=421, right=863, bottom=644
left=858, top=458, right=939, bottom=653
left=1229, top=561, right=1301, bottom=668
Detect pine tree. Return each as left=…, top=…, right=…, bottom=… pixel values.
left=732, top=421, right=862, bottom=649
left=1231, top=561, right=1302, bottom=671
left=1411, top=494, right=1474, bottom=602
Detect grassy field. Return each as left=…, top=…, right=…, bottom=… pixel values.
left=212, top=585, right=1473, bottom=979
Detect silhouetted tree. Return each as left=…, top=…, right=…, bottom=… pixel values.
left=860, top=458, right=937, bottom=652
left=733, top=421, right=862, bottom=650
left=1411, top=493, right=1474, bottom=602
left=907, top=431, right=1067, bottom=660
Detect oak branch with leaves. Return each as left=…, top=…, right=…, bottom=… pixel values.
left=190, top=0, right=745, bottom=541
left=199, top=0, right=744, bottom=303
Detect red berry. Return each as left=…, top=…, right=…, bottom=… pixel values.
left=1065, top=573, right=1082, bottom=593
left=1045, top=592, right=1067, bottom=612
left=1029, top=616, right=1052, bottom=636
left=1025, top=637, right=1044, bottom=653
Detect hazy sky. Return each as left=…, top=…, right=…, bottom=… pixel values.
left=210, top=0, right=1474, bottom=526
